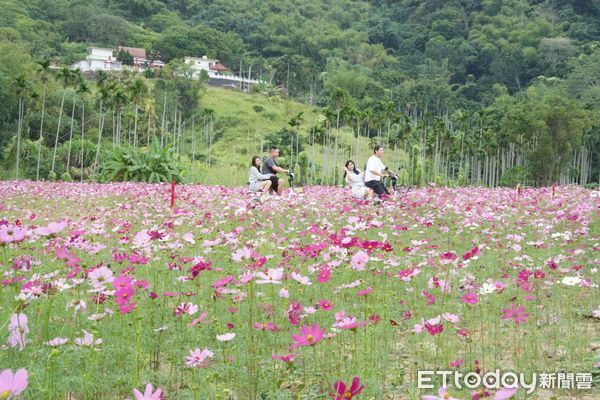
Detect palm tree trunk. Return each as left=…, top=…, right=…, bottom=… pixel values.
left=36, top=84, right=46, bottom=181
left=160, top=93, right=167, bottom=147
left=94, top=101, right=105, bottom=169
left=147, top=110, right=152, bottom=147
left=192, top=115, right=196, bottom=164
left=51, top=90, right=66, bottom=173
left=133, top=104, right=139, bottom=147
left=66, top=98, right=76, bottom=173
left=15, top=96, right=24, bottom=179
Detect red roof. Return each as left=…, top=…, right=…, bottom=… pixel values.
left=118, top=46, right=147, bottom=59
left=209, top=63, right=229, bottom=71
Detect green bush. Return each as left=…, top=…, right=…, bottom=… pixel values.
left=99, top=137, right=185, bottom=183
left=499, top=166, right=530, bottom=187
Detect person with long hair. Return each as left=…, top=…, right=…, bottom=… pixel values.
left=343, top=160, right=374, bottom=200
left=248, top=156, right=273, bottom=194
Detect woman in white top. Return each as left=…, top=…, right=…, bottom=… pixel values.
left=248, top=156, right=273, bottom=193
left=343, top=160, right=374, bottom=200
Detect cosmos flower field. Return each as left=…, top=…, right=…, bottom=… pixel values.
left=0, top=181, right=598, bottom=399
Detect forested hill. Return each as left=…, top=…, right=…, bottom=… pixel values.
left=1, top=0, right=599, bottom=186
left=2, top=0, right=599, bottom=103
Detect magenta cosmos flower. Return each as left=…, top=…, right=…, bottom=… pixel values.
left=330, top=376, right=365, bottom=399
left=133, top=383, right=163, bottom=400
left=461, top=292, right=478, bottom=305
left=501, top=304, right=529, bottom=324
left=0, top=368, right=28, bottom=399
left=291, top=324, right=325, bottom=348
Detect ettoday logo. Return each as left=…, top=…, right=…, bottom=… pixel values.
left=417, top=370, right=593, bottom=394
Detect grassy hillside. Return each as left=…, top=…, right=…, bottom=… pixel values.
left=189, top=87, right=377, bottom=187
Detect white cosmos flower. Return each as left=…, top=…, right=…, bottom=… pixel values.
left=479, top=283, right=496, bottom=295
left=561, top=276, right=581, bottom=286
left=216, top=333, right=235, bottom=342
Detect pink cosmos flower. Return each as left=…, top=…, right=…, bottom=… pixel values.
left=330, top=376, right=365, bottom=399
left=45, top=337, right=69, bottom=346
left=291, top=272, right=312, bottom=285
left=333, top=312, right=368, bottom=330
left=7, top=313, right=28, bottom=351
left=440, top=252, right=457, bottom=263
left=424, top=322, right=444, bottom=336
left=133, top=383, right=163, bottom=400
left=319, top=299, right=333, bottom=311
left=350, top=251, right=369, bottom=271
left=231, top=247, right=253, bottom=262
left=501, top=304, right=529, bottom=324
left=113, top=274, right=133, bottom=290
left=291, top=324, right=325, bottom=348
left=119, top=301, right=137, bottom=314
left=185, top=348, right=214, bottom=368
left=188, top=312, right=209, bottom=327
left=0, top=368, right=28, bottom=399
left=255, top=268, right=284, bottom=284
left=461, top=292, right=478, bottom=305
left=133, top=231, right=152, bottom=248
left=35, top=221, right=67, bottom=236
left=0, top=225, right=26, bottom=243
left=317, top=268, right=331, bottom=283
left=115, top=286, right=135, bottom=306
left=288, top=301, right=303, bottom=325
left=253, top=322, right=280, bottom=332
left=462, top=246, right=479, bottom=260
left=88, top=266, right=114, bottom=289
left=272, top=354, right=296, bottom=363
left=74, top=330, right=103, bottom=347
left=441, top=313, right=460, bottom=323
left=357, top=287, right=372, bottom=297
left=450, top=359, right=464, bottom=367
left=174, top=303, right=199, bottom=317
left=212, top=275, right=235, bottom=288
left=422, top=291, right=436, bottom=306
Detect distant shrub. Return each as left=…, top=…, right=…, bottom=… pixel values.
left=99, top=137, right=185, bottom=183
left=499, top=166, right=529, bottom=187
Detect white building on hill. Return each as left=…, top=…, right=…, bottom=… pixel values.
left=71, top=47, right=122, bottom=72
left=71, top=47, right=164, bottom=73
left=184, top=55, right=262, bottom=91
left=184, top=56, right=222, bottom=78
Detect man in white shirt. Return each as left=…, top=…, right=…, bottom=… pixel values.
left=364, top=144, right=390, bottom=198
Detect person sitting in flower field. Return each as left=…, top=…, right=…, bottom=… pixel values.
left=343, top=160, right=374, bottom=200
left=364, top=144, right=399, bottom=198
left=248, top=156, right=274, bottom=194
left=262, top=146, right=290, bottom=196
